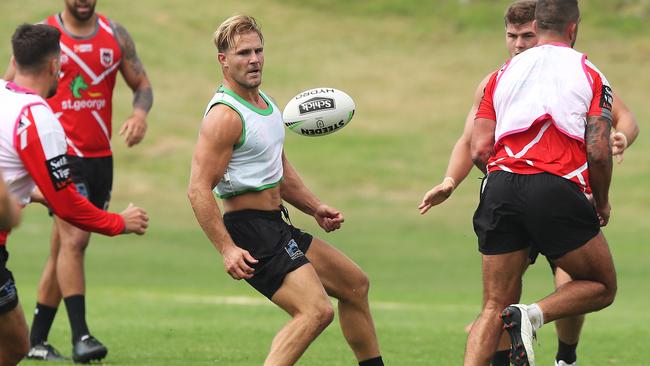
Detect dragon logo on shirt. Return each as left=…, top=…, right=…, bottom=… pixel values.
left=70, top=74, right=88, bottom=98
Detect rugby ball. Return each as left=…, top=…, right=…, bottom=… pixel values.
left=283, top=87, right=355, bottom=136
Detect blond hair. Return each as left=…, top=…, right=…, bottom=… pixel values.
left=213, top=15, right=264, bottom=52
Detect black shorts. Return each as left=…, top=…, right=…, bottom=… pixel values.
left=223, top=209, right=313, bottom=299
left=0, top=247, right=19, bottom=314
left=473, top=171, right=600, bottom=259
left=49, top=156, right=113, bottom=215
left=528, top=248, right=558, bottom=272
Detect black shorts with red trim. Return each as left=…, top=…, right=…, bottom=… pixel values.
left=473, top=171, right=600, bottom=259
left=0, top=246, right=19, bottom=314
left=223, top=209, right=313, bottom=299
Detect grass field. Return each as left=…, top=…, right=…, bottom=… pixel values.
left=1, top=0, right=649, bottom=365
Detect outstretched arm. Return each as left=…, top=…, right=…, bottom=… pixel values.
left=419, top=74, right=491, bottom=214
left=280, top=152, right=343, bottom=232
left=610, top=93, right=639, bottom=162
left=188, top=105, right=258, bottom=280
left=3, top=59, right=15, bottom=81
left=113, top=21, right=153, bottom=147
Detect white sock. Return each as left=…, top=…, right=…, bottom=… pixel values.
left=527, top=303, right=544, bottom=331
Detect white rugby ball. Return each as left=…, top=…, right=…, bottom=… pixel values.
left=283, top=87, right=355, bottom=137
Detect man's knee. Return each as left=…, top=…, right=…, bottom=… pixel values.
left=304, top=301, right=335, bottom=332
left=60, top=235, right=90, bottom=254
left=601, top=280, right=617, bottom=309
left=0, top=328, right=29, bottom=364
left=339, top=270, right=370, bottom=304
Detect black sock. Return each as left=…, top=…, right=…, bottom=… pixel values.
left=359, top=356, right=384, bottom=366
left=491, top=350, right=510, bottom=366
left=64, top=295, right=90, bottom=343
left=30, top=303, right=58, bottom=346
left=556, top=339, right=578, bottom=364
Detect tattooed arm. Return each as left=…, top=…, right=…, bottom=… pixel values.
left=585, top=115, right=613, bottom=226
left=113, top=21, right=153, bottom=147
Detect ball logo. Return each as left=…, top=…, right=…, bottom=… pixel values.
left=298, top=97, right=335, bottom=115
left=316, top=120, right=325, bottom=128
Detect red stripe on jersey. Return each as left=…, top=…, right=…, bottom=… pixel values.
left=487, top=119, right=591, bottom=193
left=45, top=13, right=122, bottom=157
left=13, top=104, right=124, bottom=237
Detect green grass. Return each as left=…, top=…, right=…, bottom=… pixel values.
left=1, top=0, right=649, bottom=365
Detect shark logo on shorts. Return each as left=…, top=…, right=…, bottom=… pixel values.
left=284, top=239, right=304, bottom=260
left=0, top=277, right=18, bottom=307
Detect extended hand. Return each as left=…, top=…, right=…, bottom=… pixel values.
left=119, top=114, right=148, bottom=147
left=120, top=203, right=149, bottom=235
left=418, top=177, right=455, bottom=214
left=611, top=131, right=627, bottom=164
left=314, top=204, right=344, bottom=232
left=222, top=245, right=258, bottom=280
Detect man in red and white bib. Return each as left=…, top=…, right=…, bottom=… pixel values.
left=4, top=0, right=153, bottom=362
left=0, top=24, right=148, bottom=366
left=465, top=1, right=618, bottom=365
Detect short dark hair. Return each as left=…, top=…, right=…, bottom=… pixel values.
left=11, top=23, right=61, bottom=72
left=504, top=0, right=537, bottom=26
left=535, top=0, right=580, bottom=33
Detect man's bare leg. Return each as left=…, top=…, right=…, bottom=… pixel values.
left=29, top=223, right=64, bottom=349
left=0, top=302, right=30, bottom=365
left=553, top=267, right=584, bottom=364
left=537, top=232, right=616, bottom=322
left=306, top=238, right=381, bottom=362
left=36, top=223, right=63, bottom=307
left=464, top=249, right=529, bottom=366
left=266, top=264, right=334, bottom=366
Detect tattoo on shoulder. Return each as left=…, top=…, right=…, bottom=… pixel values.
left=114, top=22, right=146, bottom=77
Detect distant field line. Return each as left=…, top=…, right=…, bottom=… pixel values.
left=132, top=291, right=475, bottom=311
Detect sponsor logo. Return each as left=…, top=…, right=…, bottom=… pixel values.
left=74, top=183, right=89, bottom=198
left=100, top=48, right=114, bottom=67
left=60, top=98, right=107, bottom=111
left=46, top=154, right=71, bottom=191
left=284, top=239, right=304, bottom=260
left=60, top=54, right=69, bottom=64
left=294, top=88, right=335, bottom=100
left=70, top=74, right=88, bottom=98
left=0, top=277, right=17, bottom=307
left=300, top=120, right=346, bottom=136
left=600, top=85, right=613, bottom=111
left=298, top=97, right=335, bottom=115
left=74, top=44, right=93, bottom=53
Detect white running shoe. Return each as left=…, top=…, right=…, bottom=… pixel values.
left=556, top=361, right=577, bottom=366
left=502, top=304, right=536, bottom=366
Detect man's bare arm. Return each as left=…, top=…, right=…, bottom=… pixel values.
left=610, top=93, right=639, bottom=158
left=419, top=74, right=491, bottom=214
left=281, top=152, right=343, bottom=232
left=188, top=105, right=257, bottom=279
left=3, top=59, right=16, bottom=81
left=471, top=118, right=497, bottom=174
left=113, top=21, right=153, bottom=147
left=586, top=115, right=613, bottom=226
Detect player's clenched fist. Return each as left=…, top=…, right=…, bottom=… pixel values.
left=120, top=203, right=149, bottom=235
left=222, top=245, right=258, bottom=280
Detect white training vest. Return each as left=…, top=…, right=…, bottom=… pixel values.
left=204, top=86, right=284, bottom=198
left=0, top=80, right=69, bottom=205
left=492, top=44, right=611, bottom=144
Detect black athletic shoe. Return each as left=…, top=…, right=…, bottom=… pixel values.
left=26, top=342, right=68, bottom=361
left=72, top=335, right=108, bottom=364
left=501, top=305, right=536, bottom=366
